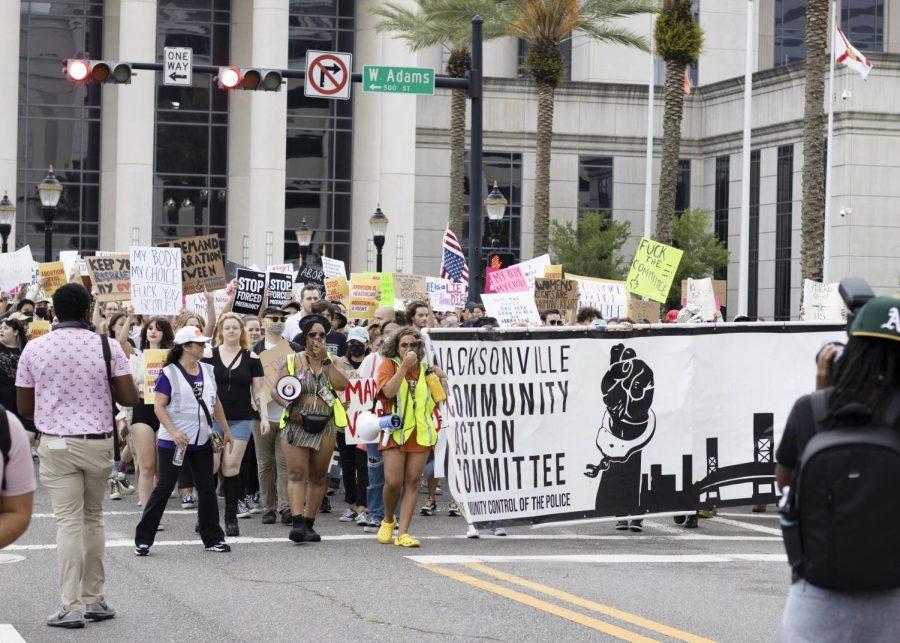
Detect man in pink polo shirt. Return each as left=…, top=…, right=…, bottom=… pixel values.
left=16, top=283, right=139, bottom=630
left=1, top=411, right=36, bottom=547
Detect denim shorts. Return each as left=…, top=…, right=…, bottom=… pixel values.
left=213, top=419, right=253, bottom=441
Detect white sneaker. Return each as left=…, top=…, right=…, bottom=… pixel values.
left=108, top=478, right=122, bottom=501
left=355, top=511, right=368, bottom=526
left=339, top=508, right=357, bottom=522
left=116, top=473, right=136, bottom=495
left=447, top=501, right=461, bottom=517
left=466, top=525, right=480, bottom=539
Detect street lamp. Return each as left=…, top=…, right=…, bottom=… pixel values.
left=484, top=180, right=508, bottom=248
left=0, top=192, right=15, bottom=253
left=37, top=165, right=63, bottom=262
left=295, top=218, right=313, bottom=266
left=369, top=205, right=388, bottom=272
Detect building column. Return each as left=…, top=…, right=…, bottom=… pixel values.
left=226, top=0, right=288, bottom=267
left=100, top=0, right=157, bottom=251
left=0, top=1, right=20, bottom=247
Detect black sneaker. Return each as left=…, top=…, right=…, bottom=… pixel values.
left=261, top=509, right=277, bottom=524
left=629, top=520, right=643, bottom=533
left=280, top=508, right=292, bottom=525
left=685, top=514, right=699, bottom=529
left=205, top=541, right=232, bottom=553
left=225, top=518, right=240, bottom=538
left=673, top=514, right=687, bottom=525
left=319, top=496, right=331, bottom=514
left=134, top=544, right=151, bottom=557
left=614, top=520, right=629, bottom=530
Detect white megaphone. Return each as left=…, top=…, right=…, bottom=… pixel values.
left=355, top=411, right=402, bottom=445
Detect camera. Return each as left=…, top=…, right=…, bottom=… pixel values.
left=838, top=277, right=875, bottom=327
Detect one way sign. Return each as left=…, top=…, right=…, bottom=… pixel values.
left=164, top=47, right=192, bottom=86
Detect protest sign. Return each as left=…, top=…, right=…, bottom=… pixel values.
left=267, top=263, right=294, bottom=276
left=325, top=276, right=350, bottom=304
left=38, top=262, right=67, bottom=296
left=395, top=273, right=428, bottom=305
left=349, top=273, right=380, bottom=319
left=485, top=264, right=528, bottom=294
left=685, top=277, right=718, bottom=321
left=160, top=234, right=226, bottom=295
left=427, top=276, right=455, bottom=312
left=681, top=279, right=727, bottom=310
left=800, top=280, right=847, bottom=322
left=429, top=324, right=845, bottom=527
left=130, top=246, right=182, bottom=316
left=259, top=342, right=294, bottom=406
left=518, top=255, right=552, bottom=290
left=627, top=296, right=661, bottom=322
left=183, top=289, right=229, bottom=320
left=59, top=250, right=81, bottom=278
left=481, top=291, right=542, bottom=327
left=321, top=256, right=346, bottom=280
left=142, top=349, right=168, bottom=398
left=567, top=274, right=628, bottom=320
left=28, top=320, right=50, bottom=339
left=223, top=259, right=247, bottom=281
left=445, top=281, right=468, bottom=309
left=266, top=272, right=294, bottom=309
left=0, top=246, right=35, bottom=292
left=86, top=255, right=131, bottom=301
left=379, top=273, right=395, bottom=308
left=533, top=278, right=579, bottom=316
left=232, top=269, right=266, bottom=316
left=296, top=264, right=325, bottom=288
left=626, top=237, right=683, bottom=303
left=342, top=378, right=384, bottom=445
left=544, top=265, right=563, bottom=280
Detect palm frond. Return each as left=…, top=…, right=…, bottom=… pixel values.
left=575, top=21, right=651, bottom=51
left=581, top=0, right=660, bottom=20
left=370, top=1, right=471, bottom=50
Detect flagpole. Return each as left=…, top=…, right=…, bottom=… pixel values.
left=643, top=13, right=655, bottom=238
left=822, top=0, right=837, bottom=284
left=737, top=0, right=753, bottom=317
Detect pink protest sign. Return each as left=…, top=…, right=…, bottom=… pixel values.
left=484, top=264, right=528, bottom=294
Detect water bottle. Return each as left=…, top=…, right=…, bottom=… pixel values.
left=172, top=445, right=186, bottom=466
left=425, top=368, right=447, bottom=403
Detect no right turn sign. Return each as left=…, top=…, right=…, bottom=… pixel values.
left=304, top=50, right=352, bottom=100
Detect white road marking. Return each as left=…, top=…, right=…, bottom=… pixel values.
left=30, top=509, right=195, bottom=519
left=0, top=624, right=27, bottom=642
left=718, top=512, right=779, bottom=520
left=709, top=516, right=782, bottom=536
left=0, top=553, right=25, bottom=564
left=407, top=553, right=788, bottom=564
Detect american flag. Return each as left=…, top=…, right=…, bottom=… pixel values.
left=440, top=226, right=469, bottom=284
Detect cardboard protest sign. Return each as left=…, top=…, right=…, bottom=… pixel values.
left=130, top=246, right=182, bottom=316
left=266, top=272, right=294, bottom=309
left=568, top=274, right=628, bottom=320
left=626, top=237, right=683, bottom=303
left=0, top=246, right=35, bottom=292
left=38, top=262, right=67, bottom=296
left=481, top=291, right=542, bottom=327
left=321, top=256, right=346, bottom=280
left=259, top=342, right=293, bottom=394
left=627, top=296, right=661, bottom=322
left=160, top=234, right=226, bottom=295
left=544, top=265, right=563, bottom=280
left=681, top=279, right=727, bottom=310
left=349, top=273, right=380, bottom=319
left=86, top=255, right=131, bottom=301
left=232, top=269, right=267, bottom=316
left=534, top=278, right=579, bottom=316
left=325, top=276, right=350, bottom=304
left=379, top=272, right=395, bottom=307
left=142, top=349, right=168, bottom=398
left=685, top=277, right=718, bottom=321
left=800, top=279, right=847, bottom=322
left=394, top=273, right=428, bottom=305
left=28, top=320, right=50, bottom=339
left=343, top=378, right=384, bottom=445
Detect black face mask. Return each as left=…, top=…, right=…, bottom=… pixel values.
left=347, top=344, right=366, bottom=358
left=35, top=308, right=49, bottom=320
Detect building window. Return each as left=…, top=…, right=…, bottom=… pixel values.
left=17, top=0, right=104, bottom=255
left=775, top=145, right=794, bottom=321
left=578, top=157, right=613, bottom=222
left=463, top=152, right=522, bottom=262
left=842, top=0, right=884, bottom=53
left=748, top=150, right=761, bottom=318
left=675, top=159, right=691, bottom=214
left=284, top=0, right=355, bottom=266
left=153, top=0, right=230, bottom=244
left=714, top=155, right=729, bottom=280
left=518, top=37, right=572, bottom=81
left=774, top=0, right=806, bottom=66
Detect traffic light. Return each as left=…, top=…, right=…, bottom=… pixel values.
left=65, top=59, right=132, bottom=84
left=216, top=67, right=282, bottom=91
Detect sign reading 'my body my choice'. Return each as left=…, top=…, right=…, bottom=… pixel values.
left=130, top=246, right=182, bottom=316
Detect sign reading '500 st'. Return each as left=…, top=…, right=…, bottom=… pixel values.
left=362, top=65, right=435, bottom=95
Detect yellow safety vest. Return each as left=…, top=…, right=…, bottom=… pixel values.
left=279, top=353, right=348, bottom=429
left=390, top=358, right=437, bottom=448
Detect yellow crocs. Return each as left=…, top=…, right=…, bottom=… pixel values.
left=394, top=533, right=421, bottom=548
left=376, top=519, right=395, bottom=544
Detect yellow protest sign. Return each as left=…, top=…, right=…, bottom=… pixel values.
left=39, top=261, right=68, bottom=296
left=625, top=237, right=684, bottom=303
left=349, top=273, right=380, bottom=319
left=28, top=320, right=51, bottom=339
left=142, top=349, right=169, bottom=398
left=324, top=276, right=350, bottom=304
left=543, top=265, right=563, bottom=280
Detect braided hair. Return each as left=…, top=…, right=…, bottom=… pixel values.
left=828, top=335, right=900, bottom=422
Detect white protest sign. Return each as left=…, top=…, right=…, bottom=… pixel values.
left=342, top=378, right=384, bottom=445
left=426, top=276, right=455, bottom=312
left=321, top=256, right=347, bottom=280
left=481, top=291, right=542, bottom=327
left=686, top=277, right=717, bottom=321
left=184, top=289, right=230, bottom=320
left=267, top=263, right=294, bottom=277
left=518, top=254, right=551, bottom=291
left=59, top=250, right=81, bottom=278
left=568, top=274, right=628, bottom=320
left=0, top=246, right=36, bottom=291
left=130, top=246, right=182, bottom=316
left=801, top=280, right=847, bottom=322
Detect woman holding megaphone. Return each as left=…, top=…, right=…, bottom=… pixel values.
left=374, top=327, right=447, bottom=547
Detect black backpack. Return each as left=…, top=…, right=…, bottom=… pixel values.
left=780, top=389, right=900, bottom=590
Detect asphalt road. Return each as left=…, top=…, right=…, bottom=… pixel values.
left=2, top=477, right=792, bottom=642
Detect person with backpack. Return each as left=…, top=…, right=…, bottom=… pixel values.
left=776, top=295, right=900, bottom=641
left=0, top=409, right=36, bottom=548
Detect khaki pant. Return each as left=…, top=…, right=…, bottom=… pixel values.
left=253, top=420, right=288, bottom=512
left=38, top=436, right=114, bottom=612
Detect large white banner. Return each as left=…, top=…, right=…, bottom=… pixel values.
left=428, top=324, right=845, bottom=527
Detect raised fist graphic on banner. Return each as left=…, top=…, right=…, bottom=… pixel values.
left=586, top=343, right=656, bottom=478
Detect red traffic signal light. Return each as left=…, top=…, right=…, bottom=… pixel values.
left=64, top=59, right=132, bottom=84
left=217, top=67, right=242, bottom=89
left=217, top=67, right=282, bottom=91
left=66, top=59, right=90, bottom=82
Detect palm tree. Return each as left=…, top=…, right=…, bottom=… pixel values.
left=654, top=0, right=702, bottom=244
left=426, top=0, right=655, bottom=256
left=800, top=0, right=829, bottom=282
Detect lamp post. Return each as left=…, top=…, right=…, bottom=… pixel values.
left=484, top=180, right=508, bottom=249
left=0, top=192, right=15, bottom=253
left=37, top=165, right=63, bottom=262
left=294, top=218, right=313, bottom=267
left=369, top=205, right=388, bottom=272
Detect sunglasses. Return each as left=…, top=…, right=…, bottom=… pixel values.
left=266, top=316, right=288, bottom=323
left=307, top=331, right=327, bottom=339
left=399, top=341, right=421, bottom=349
left=547, top=320, right=564, bottom=326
